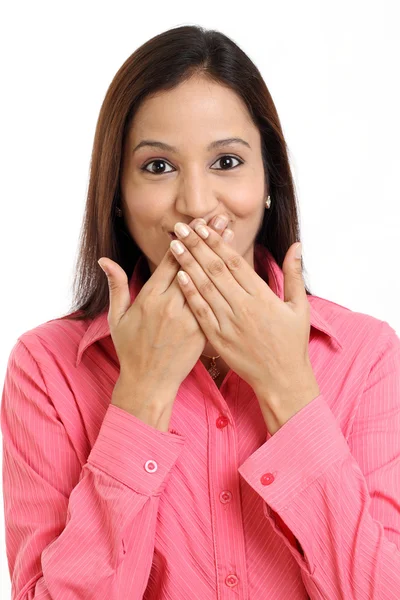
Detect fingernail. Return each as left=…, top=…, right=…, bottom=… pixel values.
left=170, top=239, right=185, bottom=254
left=222, top=229, right=234, bottom=242
left=177, top=270, right=189, bottom=285
left=190, top=218, right=207, bottom=229
left=295, top=243, right=302, bottom=259
left=194, top=223, right=209, bottom=238
left=214, top=216, right=229, bottom=230
left=174, top=222, right=190, bottom=237
left=98, top=259, right=109, bottom=276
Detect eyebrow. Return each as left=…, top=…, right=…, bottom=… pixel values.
left=132, top=137, right=251, bottom=155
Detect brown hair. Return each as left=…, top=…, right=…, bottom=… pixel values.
left=60, top=25, right=312, bottom=322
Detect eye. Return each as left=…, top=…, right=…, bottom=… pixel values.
left=141, top=159, right=174, bottom=174
left=211, top=155, right=243, bottom=170
left=140, top=155, right=243, bottom=175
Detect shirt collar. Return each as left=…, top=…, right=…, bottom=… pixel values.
left=76, top=244, right=343, bottom=367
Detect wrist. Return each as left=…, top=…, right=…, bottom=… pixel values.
left=111, top=376, right=178, bottom=430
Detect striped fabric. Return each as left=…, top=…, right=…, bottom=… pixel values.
left=1, top=243, right=400, bottom=599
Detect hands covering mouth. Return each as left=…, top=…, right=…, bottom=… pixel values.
left=167, top=216, right=230, bottom=240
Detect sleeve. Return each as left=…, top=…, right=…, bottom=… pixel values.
left=237, top=321, right=400, bottom=599
left=1, top=338, right=186, bottom=600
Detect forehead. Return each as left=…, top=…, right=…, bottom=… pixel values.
left=130, top=77, right=256, bottom=143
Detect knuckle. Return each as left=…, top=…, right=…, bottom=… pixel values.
left=208, top=235, right=222, bottom=250
left=226, top=254, right=242, bottom=271
left=206, top=258, right=225, bottom=277
left=194, top=304, right=210, bottom=320
left=184, top=286, right=197, bottom=302
left=164, top=301, right=178, bottom=319
left=198, top=278, right=215, bottom=296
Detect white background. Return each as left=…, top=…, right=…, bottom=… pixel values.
left=0, top=0, right=399, bottom=595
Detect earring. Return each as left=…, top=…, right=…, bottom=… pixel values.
left=116, top=206, right=122, bottom=217
left=265, top=195, right=271, bottom=209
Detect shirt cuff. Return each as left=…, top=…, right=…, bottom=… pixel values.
left=237, top=394, right=351, bottom=569
left=87, top=403, right=186, bottom=495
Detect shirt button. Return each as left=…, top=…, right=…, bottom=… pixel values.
left=261, top=472, right=274, bottom=485
left=216, top=415, right=229, bottom=429
left=219, top=490, right=232, bottom=504
left=225, top=574, right=239, bottom=587
left=144, top=460, right=158, bottom=473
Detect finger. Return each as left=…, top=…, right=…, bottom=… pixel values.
left=171, top=222, right=256, bottom=303
left=151, top=219, right=209, bottom=294
left=98, top=258, right=131, bottom=327
left=176, top=270, right=220, bottom=337
left=150, top=245, right=183, bottom=295
left=189, top=216, right=232, bottom=236
left=173, top=217, right=234, bottom=313
left=170, top=244, right=243, bottom=327
left=123, top=217, right=233, bottom=302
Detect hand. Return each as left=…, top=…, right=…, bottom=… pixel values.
left=97, top=217, right=234, bottom=425
left=169, top=221, right=320, bottom=431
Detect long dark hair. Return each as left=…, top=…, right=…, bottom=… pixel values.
left=61, top=25, right=311, bottom=322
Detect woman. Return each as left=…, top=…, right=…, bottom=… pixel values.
left=2, top=25, right=400, bottom=599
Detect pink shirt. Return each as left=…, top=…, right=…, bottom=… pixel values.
left=2, top=243, right=400, bottom=599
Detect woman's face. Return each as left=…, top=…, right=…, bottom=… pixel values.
left=120, top=75, right=268, bottom=275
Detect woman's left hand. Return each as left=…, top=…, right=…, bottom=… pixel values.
left=170, top=220, right=321, bottom=434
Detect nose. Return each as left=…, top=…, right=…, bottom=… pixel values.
left=174, top=177, right=221, bottom=229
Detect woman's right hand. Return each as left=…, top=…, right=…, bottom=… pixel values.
left=98, top=218, right=233, bottom=425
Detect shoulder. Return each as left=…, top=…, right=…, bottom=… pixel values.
left=7, top=312, right=91, bottom=372
left=308, top=293, right=399, bottom=367
left=309, top=293, right=398, bottom=338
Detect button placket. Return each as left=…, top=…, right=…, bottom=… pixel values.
left=213, top=408, right=247, bottom=593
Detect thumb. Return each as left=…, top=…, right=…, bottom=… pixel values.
left=282, top=243, right=305, bottom=307
left=98, top=258, right=131, bottom=326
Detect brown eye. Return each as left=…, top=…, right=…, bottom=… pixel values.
left=211, top=155, right=243, bottom=170
left=141, top=159, right=174, bottom=174
left=141, top=155, right=244, bottom=175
